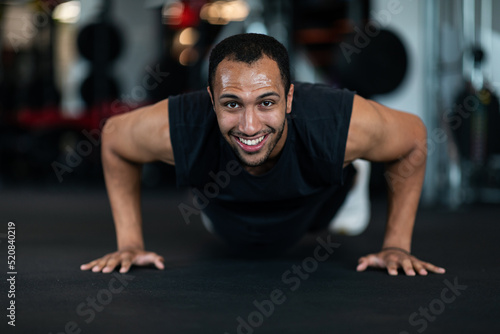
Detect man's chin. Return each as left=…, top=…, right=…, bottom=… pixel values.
left=228, top=145, right=265, bottom=166
left=236, top=152, right=267, bottom=168
left=241, top=159, right=266, bottom=168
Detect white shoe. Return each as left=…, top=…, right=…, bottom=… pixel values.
left=329, top=159, right=371, bottom=236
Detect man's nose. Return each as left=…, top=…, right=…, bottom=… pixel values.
left=239, top=108, right=262, bottom=135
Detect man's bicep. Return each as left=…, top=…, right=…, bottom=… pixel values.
left=345, top=95, right=426, bottom=164
left=104, top=99, right=175, bottom=165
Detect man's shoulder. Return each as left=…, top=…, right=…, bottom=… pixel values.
left=168, top=88, right=211, bottom=109
left=290, top=83, right=356, bottom=185
left=292, top=82, right=355, bottom=117
left=168, top=88, right=214, bottom=124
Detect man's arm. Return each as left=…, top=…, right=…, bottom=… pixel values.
left=345, top=95, right=445, bottom=276
left=81, top=99, right=173, bottom=273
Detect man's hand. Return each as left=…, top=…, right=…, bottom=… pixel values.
left=356, top=248, right=446, bottom=276
left=80, top=248, right=165, bottom=274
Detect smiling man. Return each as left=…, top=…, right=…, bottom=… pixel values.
left=81, top=33, right=445, bottom=276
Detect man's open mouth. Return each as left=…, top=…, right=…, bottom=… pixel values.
left=238, top=135, right=265, bottom=146
left=233, top=134, right=269, bottom=152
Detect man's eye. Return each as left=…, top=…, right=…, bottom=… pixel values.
left=226, top=102, right=239, bottom=108
left=261, top=101, right=274, bottom=107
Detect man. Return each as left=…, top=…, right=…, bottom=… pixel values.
left=81, top=33, right=445, bottom=276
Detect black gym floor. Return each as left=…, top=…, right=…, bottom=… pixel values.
left=1, top=186, right=499, bottom=334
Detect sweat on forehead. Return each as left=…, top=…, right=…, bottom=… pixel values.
left=214, top=56, right=282, bottom=90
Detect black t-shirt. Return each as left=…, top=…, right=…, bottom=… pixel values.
left=169, top=82, right=355, bottom=249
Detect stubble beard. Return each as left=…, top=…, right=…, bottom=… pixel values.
left=229, top=117, right=287, bottom=168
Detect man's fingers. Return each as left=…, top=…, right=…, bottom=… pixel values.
left=412, top=260, right=428, bottom=276
left=92, top=257, right=110, bottom=272
left=357, top=251, right=446, bottom=276
left=92, top=265, right=103, bottom=272
left=421, top=261, right=446, bottom=274
left=133, top=252, right=161, bottom=266
left=102, top=256, right=122, bottom=274
left=358, top=254, right=402, bottom=276
left=119, top=258, right=133, bottom=273
left=154, top=256, right=165, bottom=270
left=82, top=250, right=166, bottom=273
left=356, top=257, right=369, bottom=272
left=386, top=261, right=399, bottom=276
left=357, top=254, right=385, bottom=272
left=123, top=252, right=164, bottom=272
left=154, top=259, right=165, bottom=270
left=80, top=260, right=98, bottom=271
left=116, top=252, right=137, bottom=273
left=401, top=258, right=416, bottom=276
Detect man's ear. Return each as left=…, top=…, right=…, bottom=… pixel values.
left=207, top=86, right=215, bottom=110
left=286, top=84, right=294, bottom=114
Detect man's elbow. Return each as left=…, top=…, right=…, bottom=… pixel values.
left=409, top=115, right=428, bottom=164
left=408, top=114, right=427, bottom=144
left=101, top=114, right=123, bottom=156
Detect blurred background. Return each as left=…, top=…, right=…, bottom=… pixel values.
left=0, top=0, right=499, bottom=208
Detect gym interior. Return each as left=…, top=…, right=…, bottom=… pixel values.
left=0, top=0, right=499, bottom=333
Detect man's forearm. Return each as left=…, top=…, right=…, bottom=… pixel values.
left=102, top=135, right=145, bottom=251
left=382, top=143, right=427, bottom=252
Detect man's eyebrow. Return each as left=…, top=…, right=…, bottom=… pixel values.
left=219, top=93, right=240, bottom=100
left=258, top=92, right=280, bottom=99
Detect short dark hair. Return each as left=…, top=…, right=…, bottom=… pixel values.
left=208, top=33, right=291, bottom=95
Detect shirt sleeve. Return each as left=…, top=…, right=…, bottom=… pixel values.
left=291, top=83, right=355, bottom=185
left=168, top=90, right=219, bottom=187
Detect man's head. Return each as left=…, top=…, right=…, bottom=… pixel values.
left=207, top=34, right=294, bottom=170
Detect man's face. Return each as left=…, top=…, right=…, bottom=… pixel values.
left=208, top=56, right=294, bottom=169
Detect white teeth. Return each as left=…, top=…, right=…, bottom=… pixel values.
left=239, top=135, right=265, bottom=146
